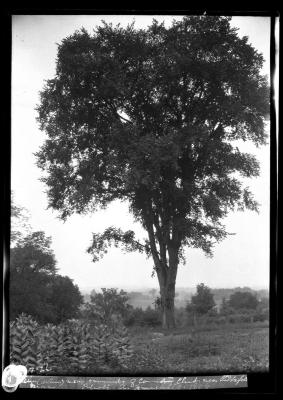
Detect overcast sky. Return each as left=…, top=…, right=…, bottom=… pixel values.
left=11, top=15, right=271, bottom=291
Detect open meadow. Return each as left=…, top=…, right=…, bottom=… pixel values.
left=126, top=322, right=269, bottom=374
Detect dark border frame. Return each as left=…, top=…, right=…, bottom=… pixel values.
left=2, top=7, right=280, bottom=396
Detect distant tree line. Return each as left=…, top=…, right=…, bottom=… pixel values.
left=185, top=283, right=269, bottom=326
left=79, top=284, right=269, bottom=329
left=80, top=288, right=162, bottom=328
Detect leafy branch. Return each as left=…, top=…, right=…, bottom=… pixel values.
left=87, top=227, right=151, bottom=262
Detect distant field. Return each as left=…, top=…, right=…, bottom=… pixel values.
left=126, top=322, right=269, bottom=374
left=82, top=287, right=269, bottom=310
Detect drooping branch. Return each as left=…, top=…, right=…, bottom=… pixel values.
left=87, top=226, right=150, bottom=262
left=181, top=218, right=228, bottom=257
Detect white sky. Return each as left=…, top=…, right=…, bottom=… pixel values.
left=11, top=15, right=270, bottom=291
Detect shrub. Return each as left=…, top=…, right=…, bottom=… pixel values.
left=124, top=307, right=161, bottom=327
left=254, top=308, right=269, bottom=322
left=10, top=313, right=134, bottom=374
left=227, top=313, right=255, bottom=324
left=191, top=284, right=216, bottom=315
left=124, top=307, right=145, bottom=327
left=89, top=288, right=133, bottom=323
left=142, top=307, right=162, bottom=327
left=228, top=291, right=259, bottom=311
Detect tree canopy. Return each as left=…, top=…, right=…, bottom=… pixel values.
left=89, top=288, right=131, bottom=322
left=190, top=283, right=216, bottom=315
left=11, top=231, right=58, bottom=275
left=228, top=291, right=259, bottom=311
left=10, top=201, right=83, bottom=323
left=48, top=275, right=84, bottom=323
left=11, top=194, right=31, bottom=245
left=37, top=16, right=268, bottom=256
left=36, top=16, right=269, bottom=328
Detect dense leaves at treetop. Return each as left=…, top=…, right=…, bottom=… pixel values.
left=228, top=290, right=259, bottom=311
left=36, top=16, right=269, bottom=265
left=11, top=231, right=58, bottom=275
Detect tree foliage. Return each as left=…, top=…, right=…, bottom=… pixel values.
left=190, top=283, right=216, bottom=315
left=10, top=202, right=83, bottom=323
left=47, top=275, right=83, bottom=323
left=219, top=297, right=232, bottom=316
left=124, top=306, right=162, bottom=327
left=10, top=256, right=83, bottom=324
left=88, top=227, right=150, bottom=262
left=36, top=16, right=268, bottom=257
left=82, top=288, right=132, bottom=324
left=11, top=231, right=58, bottom=275
left=10, top=267, right=55, bottom=323
left=11, top=194, right=31, bottom=245
left=228, top=291, right=259, bottom=311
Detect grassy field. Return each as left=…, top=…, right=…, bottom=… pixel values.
left=127, top=322, right=269, bottom=374
left=10, top=314, right=269, bottom=376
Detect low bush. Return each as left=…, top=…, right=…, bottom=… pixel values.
left=254, top=308, right=269, bottom=322
left=124, top=307, right=161, bottom=327
left=10, top=313, right=134, bottom=374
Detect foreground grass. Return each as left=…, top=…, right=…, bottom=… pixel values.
left=127, top=322, right=269, bottom=374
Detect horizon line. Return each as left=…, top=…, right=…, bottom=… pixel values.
left=79, top=284, right=269, bottom=291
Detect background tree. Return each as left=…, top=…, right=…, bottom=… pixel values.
left=10, top=202, right=83, bottom=323
left=11, top=194, right=31, bottom=245
left=255, top=296, right=269, bottom=322
left=228, top=291, right=259, bottom=312
left=84, top=288, right=132, bottom=324
left=10, top=249, right=83, bottom=323
left=36, top=16, right=269, bottom=328
left=10, top=266, right=55, bottom=322
left=153, top=295, right=162, bottom=311
left=142, top=306, right=162, bottom=327
left=47, top=275, right=84, bottom=323
left=190, top=283, right=216, bottom=315
left=219, top=296, right=232, bottom=316
left=11, top=231, right=58, bottom=275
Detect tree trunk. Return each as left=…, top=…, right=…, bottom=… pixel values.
left=143, top=209, right=179, bottom=330
left=161, top=291, right=176, bottom=329
left=158, top=247, right=179, bottom=329
left=160, top=281, right=176, bottom=329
